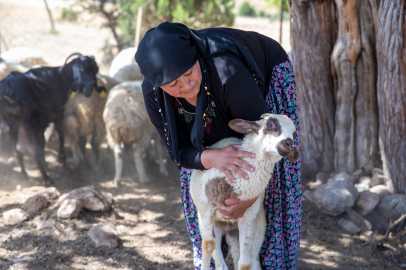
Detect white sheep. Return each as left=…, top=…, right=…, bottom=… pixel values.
left=63, top=74, right=121, bottom=168
left=0, top=47, right=49, bottom=66
left=190, top=113, right=299, bottom=270
left=0, top=61, right=31, bottom=81
left=103, top=81, right=169, bottom=185
left=109, top=47, right=137, bottom=77
left=113, top=62, right=143, bottom=81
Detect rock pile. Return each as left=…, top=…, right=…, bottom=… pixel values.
left=306, top=168, right=400, bottom=235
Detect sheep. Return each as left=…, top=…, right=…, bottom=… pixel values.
left=63, top=74, right=121, bottom=168
left=103, top=81, right=169, bottom=185
left=0, top=53, right=104, bottom=186
left=112, top=62, right=143, bottom=81
left=0, top=47, right=49, bottom=66
left=0, top=62, right=31, bottom=81
left=190, top=113, right=299, bottom=270
left=109, top=47, right=137, bottom=77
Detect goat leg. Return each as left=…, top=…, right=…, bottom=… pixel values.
left=16, top=151, right=29, bottom=180
left=34, top=147, right=55, bottom=187
left=54, top=121, right=67, bottom=167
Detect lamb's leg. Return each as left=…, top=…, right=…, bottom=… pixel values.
left=249, top=205, right=266, bottom=270
left=237, top=198, right=262, bottom=270
left=154, top=136, right=169, bottom=176
left=226, top=233, right=240, bottom=270
left=197, top=208, right=216, bottom=270
left=113, top=143, right=123, bottom=185
left=212, top=225, right=228, bottom=270
left=133, top=146, right=149, bottom=183
left=90, top=134, right=100, bottom=164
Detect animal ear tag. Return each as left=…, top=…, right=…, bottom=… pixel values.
left=99, top=90, right=106, bottom=98
left=70, top=92, right=76, bottom=99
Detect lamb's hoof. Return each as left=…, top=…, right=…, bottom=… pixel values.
left=160, top=168, right=169, bottom=177
left=138, top=177, right=150, bottom=184
left=113, top=179, right=121, bottom=187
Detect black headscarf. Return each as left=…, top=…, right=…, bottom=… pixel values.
left=135, top=22, right=264, bottom=165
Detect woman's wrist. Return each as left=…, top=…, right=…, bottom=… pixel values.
left=200, top=148, right=217, bottom=170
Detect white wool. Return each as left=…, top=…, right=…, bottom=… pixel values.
left=109, top=47, right=137, bottom=77
left=0, top=62, right=31, bottom=81
left=1, top=47, right=48, bottom=66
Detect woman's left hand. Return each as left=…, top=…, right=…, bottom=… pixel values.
left=217, top=196, right=258, bottom=219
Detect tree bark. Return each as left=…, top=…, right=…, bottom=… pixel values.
left=376, top=0, right=406, bottom=193
left=289, top=0, right=337, bottom=181
left=331, top=0, right=380, bottom=174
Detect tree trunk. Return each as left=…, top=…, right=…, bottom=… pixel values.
left=289, top=0, right=337, bottom=181
left=330, top=0, right=380, bottom=174
left=376, top=0, right=406, bottom=193
left=43, top=0, right=56, bottom=32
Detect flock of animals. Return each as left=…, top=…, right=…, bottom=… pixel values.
left=0, top=47, right=168, bottom=187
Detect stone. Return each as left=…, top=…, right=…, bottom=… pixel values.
left=3, top=209, right=29, bottom=225
left=353, top=191, right=380, bottom=216
left=57, top=185, right=113, bottom=212
left=88, top=223, right=118, bottom=248
left=57, top=199, right=83, bottom=219
left=21, top=195, right=48, bottom=215
left=328, top=172, right=353, bottom=183
left=303, top=190, right=314, bottom=203
left=342, top=209, right=372, bottom=232
left=40, top=212, right=48, bottom=220
left=364, top=194, right=406, bottom=234
left=313, top=180, right=359, bottom=216
left=351, top=169, right=366, bottom=184
left=36, top=187, right=61, bottom=201
left=370, top=168, right=386, bottom=187
left=338, top=218, right=361, bottom=234
left=37, top=219, right=56, bottom=230
left=369, top=185, right=393, bottom=199
left=308, top=171, right=332, bottom=190
left=354, top=176, right=371, bottom=193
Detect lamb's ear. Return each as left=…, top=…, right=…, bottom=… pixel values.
left=228, top=119, right=260, bottom=134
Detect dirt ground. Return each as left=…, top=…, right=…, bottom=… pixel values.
left=0, top=0, right=403, bottom=269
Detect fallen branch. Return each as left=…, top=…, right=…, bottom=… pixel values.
left=370, top=213, right=406, bottom=253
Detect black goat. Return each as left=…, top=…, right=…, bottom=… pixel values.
left=0, top=53, right=104, bottom=186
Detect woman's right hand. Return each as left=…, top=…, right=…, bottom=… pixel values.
left=200, top=144, right=255, bottom=183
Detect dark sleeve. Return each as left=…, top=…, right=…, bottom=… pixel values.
left=142, top=80, right=206, bottom=170
left=223, top=69, right=270, bottom=121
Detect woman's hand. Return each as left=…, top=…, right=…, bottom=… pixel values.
left=200, top=144, right=255, bottom=183
left=217, top=196, right=258, bottom=219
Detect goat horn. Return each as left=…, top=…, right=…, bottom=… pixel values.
left=59, top=53, right=86, bottom=72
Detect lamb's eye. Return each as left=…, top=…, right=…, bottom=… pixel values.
left=267, top=123, right=273, bottom=128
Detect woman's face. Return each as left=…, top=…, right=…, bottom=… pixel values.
left=160, top=60, right=202, bottom=100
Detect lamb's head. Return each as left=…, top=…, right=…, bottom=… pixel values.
left=228, top=113, right=299, bottom=163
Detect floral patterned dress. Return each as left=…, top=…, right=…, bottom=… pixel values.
left=179, top=59, right=302, bottom=270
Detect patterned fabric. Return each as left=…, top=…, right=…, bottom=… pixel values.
left=180, top=59, right=302, bottom=270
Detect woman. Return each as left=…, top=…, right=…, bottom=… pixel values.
left=135, top=22, right=302, bottom=269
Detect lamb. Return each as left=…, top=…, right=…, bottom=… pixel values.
left=190, top=113, right=299, bottom=270
left=63, top=74, right=121, bottom=168
left=103, top=81, right=169, bottom=185
left=0, top=53, right=103, bottom=186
